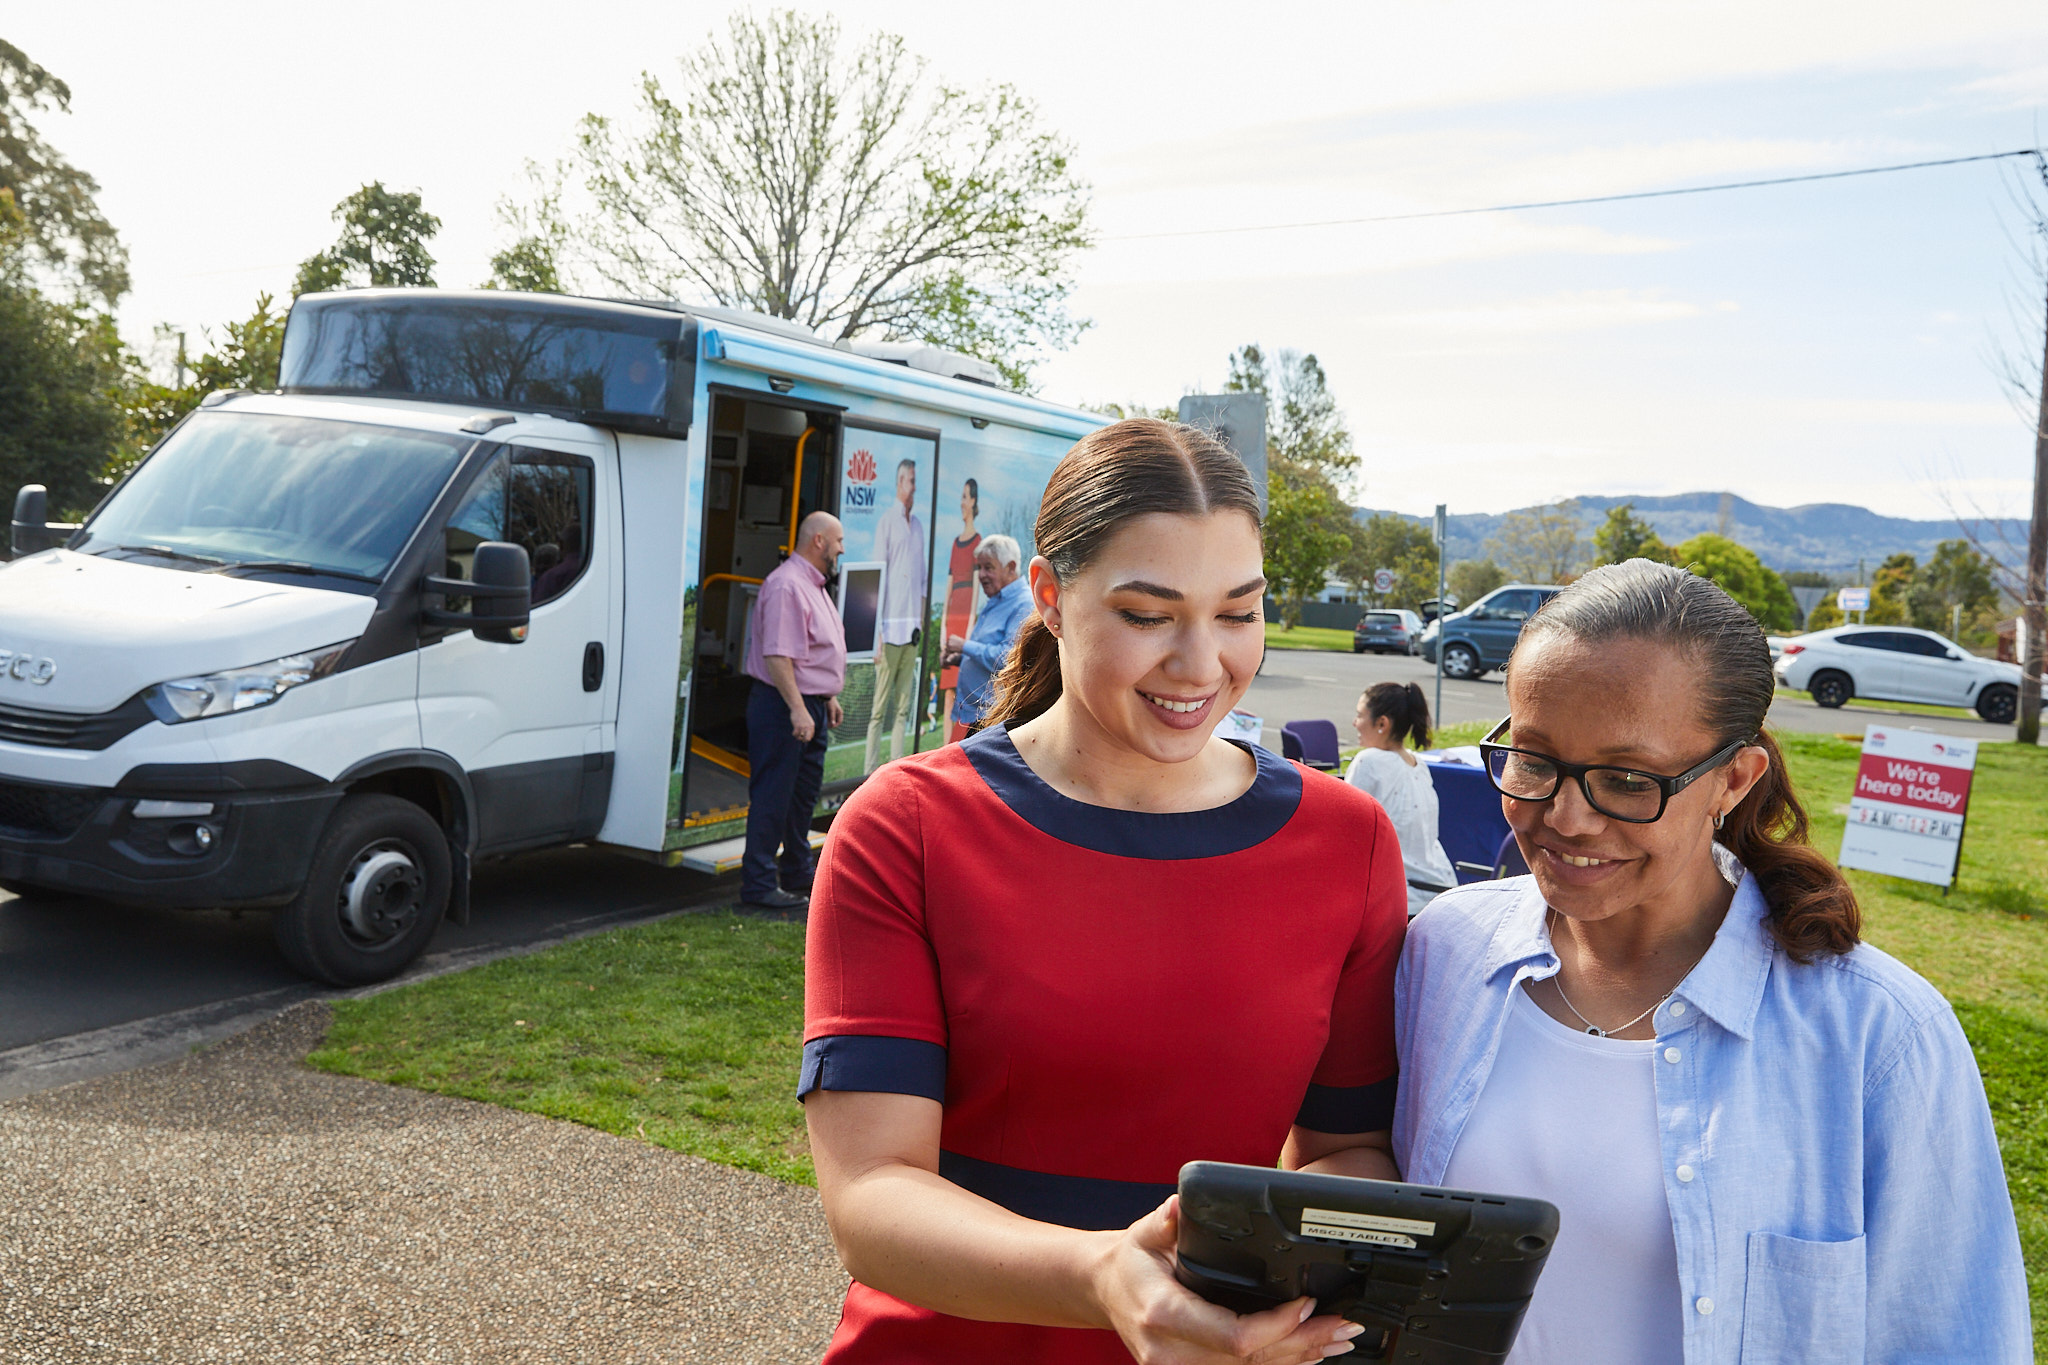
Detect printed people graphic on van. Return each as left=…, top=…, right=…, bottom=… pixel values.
left=940, top=477, right=983, bottom=735
left=864, top=459, right=927, bottom=773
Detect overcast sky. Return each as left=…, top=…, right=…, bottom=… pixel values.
left=14, top=1, right=2048, bottom=518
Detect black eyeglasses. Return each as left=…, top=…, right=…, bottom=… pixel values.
left=1478, top=717, right=1747, bottom=824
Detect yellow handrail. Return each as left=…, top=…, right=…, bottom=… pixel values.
left=701, top=573, right=763, bottom=591
left=784, top=426, right=815, bottom=554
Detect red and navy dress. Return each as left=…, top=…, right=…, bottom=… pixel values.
left=802, top=723, right=1408, bottom=1363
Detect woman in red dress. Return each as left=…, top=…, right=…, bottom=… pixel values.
left=802, top=420, right=1408, bottom=1363
left=941, top=477, right=982, bottom=741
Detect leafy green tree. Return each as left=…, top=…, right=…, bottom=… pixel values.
left=117, top=293, right=288, bottom=472
left=1672, top=533, right=1799, bottom=632
left=1340, top=513, right=1436, bottom=610
left=1864, top=552, right=1915, bottom=626
left=1264, top=475, right=1352, bottom=628
left=0, top=41, right=127, bottom=306
left=0, top=192, right=126, bottom=516
left=294, top=182, right=440, bottom=295
left=1591, top=502, right=1669, bottom=566
left=1089, top=400, right=1178, bottom=421
left=1226, top=342, right=1357, bottom=491
left=1485, top=500, right=1586, bottom=583
left=1907, top=539, right=2000, bottom=640
left=1449, top=558, right=1506, bottom=606
left=485, top=164, right=566, bottom=292
left=534, top=10, right=1090, bottom=388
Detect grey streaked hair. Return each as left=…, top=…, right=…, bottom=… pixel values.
left=976, top=534, right=1022, bottom=570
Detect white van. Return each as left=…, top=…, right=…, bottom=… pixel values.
left=0, top=289, right=1102, bottom=983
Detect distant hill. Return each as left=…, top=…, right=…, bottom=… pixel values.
left=1357, top=492, right=2030, bottom=576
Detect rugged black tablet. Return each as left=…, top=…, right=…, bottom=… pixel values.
left=1174, top=1162, right=1559, bottom=1363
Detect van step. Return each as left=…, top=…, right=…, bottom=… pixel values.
left=677, top=830, right=825, bottom=876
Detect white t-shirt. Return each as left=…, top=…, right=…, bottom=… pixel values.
left=1441, top=986, right=1684, bottom=1365
left=1343, top=748, right=1456, bottom=915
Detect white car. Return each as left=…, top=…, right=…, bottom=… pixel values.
left=1773, top=626, right=2023, bottom=723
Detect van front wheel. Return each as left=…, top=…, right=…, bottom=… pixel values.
left=273, top=793, right=450, bottom=986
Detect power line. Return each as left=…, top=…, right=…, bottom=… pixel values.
left=1104, top=148, right=2045, bottom=242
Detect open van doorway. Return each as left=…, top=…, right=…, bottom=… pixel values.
left=677, top=392, right=840, bottom=829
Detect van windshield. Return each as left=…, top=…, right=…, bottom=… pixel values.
left=76, top=410, right=469, bottom=582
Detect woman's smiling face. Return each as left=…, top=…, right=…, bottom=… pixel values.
left=1503, top=633, right=1766, bottom=924
left=1032, top=510, right=1266, bottom=765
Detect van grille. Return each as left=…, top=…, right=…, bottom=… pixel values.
left=0, top=779, right=106, bottom=839
left=0, top=695, right=155, bottom=750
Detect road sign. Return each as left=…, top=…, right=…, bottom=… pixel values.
left=1374, top=568, right=1396, bottom=594
left=1837, top=586, right=1871, bottom=613
left=1838, top=726, right=1978, bottom=887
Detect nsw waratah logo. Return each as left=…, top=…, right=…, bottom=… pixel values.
left=845, top=448, right=879, bottom=508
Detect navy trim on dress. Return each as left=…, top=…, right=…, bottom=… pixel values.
left=939, top=1150, right=1176, bottom=1231
left=960, top=724, right=1302, bottom=859
left=1294, top=1076, right=1399, bottom=1134
left=798, top=1035, right=948, bottom=1102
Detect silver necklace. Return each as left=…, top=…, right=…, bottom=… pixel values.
left=1545, top=910, right=1708, bottom=1038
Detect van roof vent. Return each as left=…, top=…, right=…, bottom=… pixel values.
left=838, top=339, right=1004, bottom=389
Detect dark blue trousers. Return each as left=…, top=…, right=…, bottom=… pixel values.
left=743, top=681, right=828, bottom=900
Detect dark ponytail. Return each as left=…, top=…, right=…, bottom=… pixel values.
left=1364, top=681, right=1432, bottom=749
left=983, top=419, right=1262, bottom=729
left=1515, top=558, right=1860, bottom=962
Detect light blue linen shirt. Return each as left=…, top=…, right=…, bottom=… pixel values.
left=952, top=576, right=1030, bottom=727
left=1394, top=867, right=2028, bottom=1364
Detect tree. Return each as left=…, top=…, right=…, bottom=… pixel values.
left=117, top=293, right=287, bottom=472
left=0, top=41, right=127, bottom=306
left=0, top=192, right=126, bottom=516
left=1340, top=513, right=1436, bottom=610
left=1907, top=539, right=2000, bottom=639
left=1226, top=342, right=1357, bottom=492
left=1591, top=502, right=1669, bottom=566
left=1672, top=533, right=1799, bottom=632
left=1485, top=500, right=1586, bottom=584
left=1264, top=475, right=1352, bottom=628
left=1866, top=552, right=1916, bottom=626
left=1449, top=558, right=1506, bottom=606
left=532, top=10, right=1090, bottom=388
left=294, top=182, right=440, bottom=295
left=485, top=163, right=567, bottom=292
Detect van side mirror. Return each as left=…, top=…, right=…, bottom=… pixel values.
left=423, top=541, right=532, bottom=644
left=11, top=484, right=49, bottom=558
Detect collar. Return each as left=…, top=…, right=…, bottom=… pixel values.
left=1481, top=859, right=1776, bottom=1041
left=787, top=555, right=826, bottom=588
left=989, top=577, right=1027, bottom=609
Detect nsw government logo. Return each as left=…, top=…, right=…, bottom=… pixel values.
left=844, top=448, right=879, bottom=509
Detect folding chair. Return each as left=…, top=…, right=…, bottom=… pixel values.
left=1280, top=719, right=1342, bottom=771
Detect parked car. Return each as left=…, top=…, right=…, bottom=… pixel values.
left=1774, top=626, right=2023, bottom=723
left=1416, top=584, right=1564, bottom=679
left=1353, top=609, right=1423, bottom=655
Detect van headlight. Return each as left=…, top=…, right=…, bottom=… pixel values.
left=144, top=641, right=354, bottom=723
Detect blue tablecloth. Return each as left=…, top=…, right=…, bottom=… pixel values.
left=1424, top=756, right=1512, bottom=883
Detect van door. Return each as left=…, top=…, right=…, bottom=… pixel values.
left=419, top=439, right=618, bottom=853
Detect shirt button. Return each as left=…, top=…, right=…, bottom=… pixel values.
left=1669, top=1001, right=1687, bottom=1017
left=1663, top=1047, right=1682, bottom=1064
left=1696, top=1297, right=1715, bottom=1315
left=1676, top=1164, right=1696, bottom=1183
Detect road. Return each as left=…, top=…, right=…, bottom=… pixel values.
left=0, top=846, right=738, bottom=1094
left=1244, top=645, right=2020, bottom=747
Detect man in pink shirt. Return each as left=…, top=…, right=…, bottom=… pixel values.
left=740, top=511, right=847, bottom=909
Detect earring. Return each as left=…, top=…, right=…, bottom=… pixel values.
left=1713, top=809, right=1727, bottom=831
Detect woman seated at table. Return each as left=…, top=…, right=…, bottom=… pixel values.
left=1344, top=681, right=1456, bottom=916
left=1392, top=558, right=2026, bottom=1364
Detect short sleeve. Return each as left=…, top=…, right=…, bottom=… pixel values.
left=800, top=764, right=948, bottom=1102
left=751, top=573, right=809, bottom=661
left=1295, top=802, right=1407, bottom=1133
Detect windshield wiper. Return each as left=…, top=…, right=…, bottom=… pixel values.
left=203, top=560, right=382, bottom=585
left=94, top=543, right=225, bottom=567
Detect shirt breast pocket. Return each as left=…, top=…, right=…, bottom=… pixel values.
left=1740, top=1231, right=1866, bottom=1363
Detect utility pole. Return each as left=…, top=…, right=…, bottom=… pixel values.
left=1434, top=504, right=1448, bottom=728
left=2019, top=268, right=2048, bottom=746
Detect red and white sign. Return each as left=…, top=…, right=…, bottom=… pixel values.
left=1838, top=726, right=1979, bottom=886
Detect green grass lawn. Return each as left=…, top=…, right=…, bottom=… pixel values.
left=312, top=734, right=2048, bottom=1341
left=1265, top=623, right=1356, bottom=652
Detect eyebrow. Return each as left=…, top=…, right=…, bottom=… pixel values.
left=1109, top=577, right=1267, bottom=602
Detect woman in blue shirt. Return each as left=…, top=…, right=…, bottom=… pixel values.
left=1393, top=558, right=2026, bottom=1364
